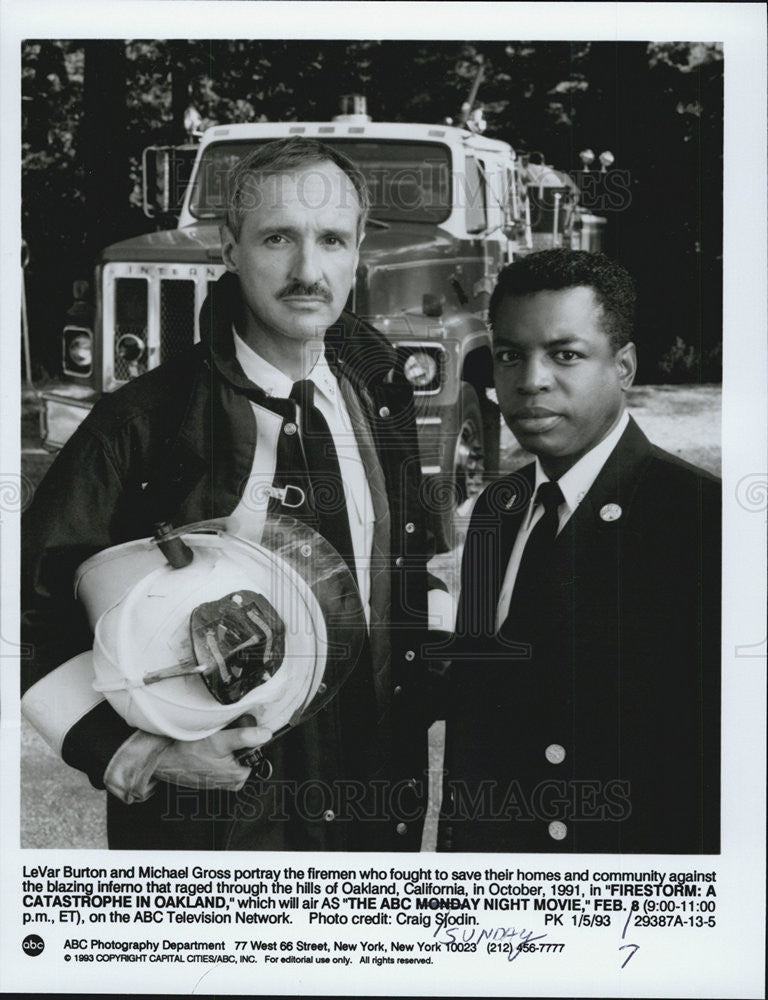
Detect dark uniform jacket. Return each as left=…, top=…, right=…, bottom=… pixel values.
left=22, top=273, right=440, bottom=852
left=438, top=417, right=721, bottom=854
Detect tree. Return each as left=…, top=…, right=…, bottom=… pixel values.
left=81, top=40, right=131, bottom=260
left=22, top=41, right=86, bottom=374
left=22, top=39, right=722, bottom=381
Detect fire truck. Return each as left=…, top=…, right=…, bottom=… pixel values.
left=39, top=100, right=607, bottom=548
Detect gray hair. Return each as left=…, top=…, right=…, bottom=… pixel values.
left=225, top=136, right=370, bottom=241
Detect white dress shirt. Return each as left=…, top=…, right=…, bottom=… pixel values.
left=495, top=410, right=630, bottom=630
left=231, top=330, right=374, bottom=621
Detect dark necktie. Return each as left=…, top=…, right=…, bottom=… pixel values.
left=500, top=480, right=565, bottom=635
left=288, top=379, right=357, bottom=581
left=288, top=379, right=377, bottom=781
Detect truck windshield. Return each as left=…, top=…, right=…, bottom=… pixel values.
left=188, top=139, right=452, bottom=224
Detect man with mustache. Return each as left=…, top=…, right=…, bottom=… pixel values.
left=438, top=249, right=721, bottom=854
left=22, top=137, right=446, bottom=851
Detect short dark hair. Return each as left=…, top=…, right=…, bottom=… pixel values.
left=489, top=249, right=636, bottom=350
left=225, top=136, right=370, bottom=241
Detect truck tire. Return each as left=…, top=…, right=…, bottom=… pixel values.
left=432, top=382, right=488, bottom=552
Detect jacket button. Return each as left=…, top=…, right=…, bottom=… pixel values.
left=323, top=810, right=335, bottom=822
left=284, top=422, right=298, bottom=436
left=405, top=522, right=415, bottom=533
left=395, top=822, right=408, bottom=835
left=379, top=406, right=390, bottom=418
left=404, top=650, right=415, bottom=661
left=393, top=685, right=403, bottom=696
left=548, top=821, right=567, bottom=841
left=544, top=743, right=566, bottom=764
left=395, top=556, right=405, bottom=568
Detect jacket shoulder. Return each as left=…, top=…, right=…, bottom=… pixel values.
left=628, top=445, right=721, bottom=547
left=327, top=310, right=396, bottom=382
left=644, top=445, right=721, bottom=503
left=82, top=345, right=205, bottom=443
left=647, top=443, right=720, bottom=484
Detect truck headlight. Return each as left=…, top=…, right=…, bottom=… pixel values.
left=117, top=333, right=146, bottom=363
left=403, top=350, right=439, bottom=390
left=63, top=326, right=93, bottom=375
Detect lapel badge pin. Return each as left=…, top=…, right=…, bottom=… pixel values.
left=599, top=502, right=622, bottom=522
left=505, top=492, right=518, bottom=510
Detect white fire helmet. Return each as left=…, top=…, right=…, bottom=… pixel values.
left=73, top=514, right=366, bottom=745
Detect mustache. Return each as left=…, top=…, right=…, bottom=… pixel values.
left=278, top=280, right=332, bottom=302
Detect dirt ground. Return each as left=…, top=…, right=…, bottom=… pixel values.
left=19, top=383, right=721, bottom=851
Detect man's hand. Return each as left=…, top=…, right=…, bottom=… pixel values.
left=152, top=725, right=272, bottom=790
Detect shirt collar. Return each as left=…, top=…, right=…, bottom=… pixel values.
left=529, top=409, right=630, bottom=522
left=233, top=327, right=337, bottom=404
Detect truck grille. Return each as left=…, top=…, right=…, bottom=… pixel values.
left=114, top=277, right=149, bottom=381
left=160, top=280, right=196, bottom=358
left=104, top=263, right=225, bottom=389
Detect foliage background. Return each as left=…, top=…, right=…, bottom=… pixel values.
left=21, top=39, right=723, bottom=382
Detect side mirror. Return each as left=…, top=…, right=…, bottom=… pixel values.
left=142, top=145, right=198, bottom=220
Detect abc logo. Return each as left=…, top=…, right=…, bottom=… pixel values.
left=22, top=934, right=45, bottom=957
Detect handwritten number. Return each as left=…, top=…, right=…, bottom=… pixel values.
left=619, top=943, right=640, bottom=969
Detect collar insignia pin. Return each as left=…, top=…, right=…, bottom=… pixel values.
left=600, top=502, right=622, bottom=522
left=505, top=493, right=518, bottom=510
